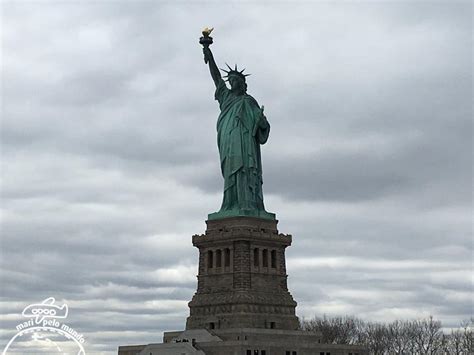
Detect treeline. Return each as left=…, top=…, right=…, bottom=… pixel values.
left=301, top=315, right=473, bottom=355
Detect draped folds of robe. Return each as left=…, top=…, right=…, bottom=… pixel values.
left=210, top=79, right=274, bottom=219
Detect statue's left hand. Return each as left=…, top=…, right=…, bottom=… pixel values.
left=259, top=106, right=268, bottom=128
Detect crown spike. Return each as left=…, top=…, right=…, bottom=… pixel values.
left=219, top=63, right=250, bottom=81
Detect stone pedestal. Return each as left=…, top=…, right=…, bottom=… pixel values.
left=118, top=216, right=369, bottom=355
left=186, top=217, right=299, bottom=330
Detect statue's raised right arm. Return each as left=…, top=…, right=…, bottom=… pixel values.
left=203, top=46, right=222, bottom=88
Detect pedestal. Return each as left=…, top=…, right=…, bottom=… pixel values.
left=186, top=217, right=299, bottom=330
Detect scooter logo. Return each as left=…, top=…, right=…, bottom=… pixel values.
left=2, top=297, right=86, bottom=355
left=21, top=297, right=68, bottom=324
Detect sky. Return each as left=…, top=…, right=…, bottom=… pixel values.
left=1, top=1, right=472, bottom=354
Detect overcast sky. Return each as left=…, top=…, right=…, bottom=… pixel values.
left=1, top=1, right=472, bottom=354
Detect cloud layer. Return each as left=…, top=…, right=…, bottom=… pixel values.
left=1, top=1, right=472, bottom=354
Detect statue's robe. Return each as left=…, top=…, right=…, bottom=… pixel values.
left=213, top=79, right=271, bottom=216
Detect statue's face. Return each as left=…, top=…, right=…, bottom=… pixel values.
left=229, top=76, right=246, bottom=95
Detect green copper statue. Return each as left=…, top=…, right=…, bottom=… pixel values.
left=200, top=28, right=275, bottom=220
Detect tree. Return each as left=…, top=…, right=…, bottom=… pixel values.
left=460, top=318, right=473, bottom=354
left=386, top=320, right=413, bottom=354
left=446, top=329, right=464, bottom=355
left=300, top=315, right=471, bottom=355
left=301, top=315, right=362, bottom=345
left=412, top=315, right=442, bottom=355
left=362, top=322, right=389, bottom=355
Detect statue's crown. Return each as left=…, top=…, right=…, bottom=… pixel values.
left=221, top=63, right=251, bottom=81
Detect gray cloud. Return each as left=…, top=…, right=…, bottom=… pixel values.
left=1, top=1, right=471, bottom=354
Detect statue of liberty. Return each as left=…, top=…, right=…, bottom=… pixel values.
left=200, top=28, right=275, bottom=220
